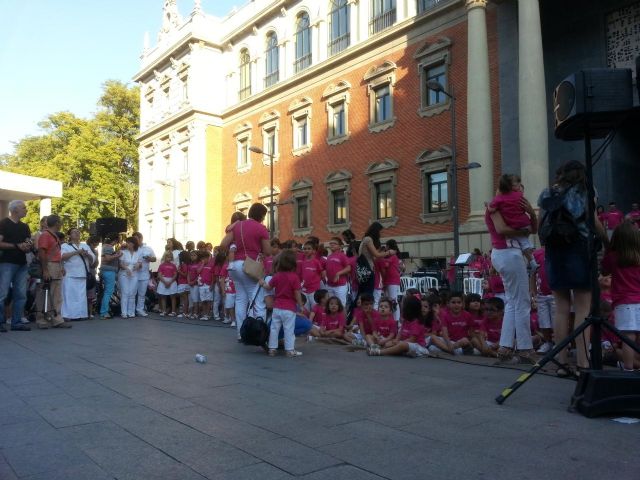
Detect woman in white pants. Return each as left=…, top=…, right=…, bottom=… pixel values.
left=485, top=202, right=536, bottom=363
left=220, top=205, right=272, bottom=339
left=118, top=237, right=142, bottom=318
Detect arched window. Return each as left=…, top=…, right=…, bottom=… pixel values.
left=239, top=48, right=251, bottom=100
left=264, top=32, right=279, bottom=88
left=294, top=12, right=312, bottom=73
left=328, top=0, right=350, bottom=56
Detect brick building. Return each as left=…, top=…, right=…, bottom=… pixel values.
left=134, top=0, right=640, bottom=268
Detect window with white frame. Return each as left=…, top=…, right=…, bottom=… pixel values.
left=324, top=169, right=352, bottom=232
left=264, top=32, right=279, bottom=88
left=328, top=0, right=350, bottom=56
left=239, top=48, right=252, bottom=100
left=322, top=81, right=351, bottom=145
left=291, top=178, right=313, bottom=236
left=288, top=97, right=312, bottom=156
left=415, top=37, right=452, bottom=117
left=364, top=61, right=397, bottom=132
left=366, top=159, right=399, bottom=227
left=370, top=0, right=396, bottom=35
left=259, top=110, right=280, bottom=165
left=294, top=12, right=312, bottom=73
left=233, top=192, right=252, bottom=217
left=416, top=147, right=452, bottom=224
left=234, top=122, right=252, bottom=173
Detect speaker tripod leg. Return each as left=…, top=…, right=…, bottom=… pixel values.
left=495, top=319, right=592, bottom=405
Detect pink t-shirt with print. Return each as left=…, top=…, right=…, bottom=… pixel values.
left=398, top=319, right=427, bottom=347
left=326, top=251, right=349, bottom=287
left=268, top=271, right=301, bottom=312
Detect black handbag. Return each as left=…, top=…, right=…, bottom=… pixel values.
left=240, top=286, right=270, bottom=346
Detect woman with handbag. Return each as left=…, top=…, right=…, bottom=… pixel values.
left=61, top=228, right=95, bottom=320
left=357, top=222, right=395, bottom=298
left=220, top=203, right=272, bottom=339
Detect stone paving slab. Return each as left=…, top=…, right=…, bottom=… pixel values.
left=1, top=315, right=639, bottom=479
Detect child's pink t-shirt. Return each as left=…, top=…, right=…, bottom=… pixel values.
left=199, top=264, right=213, bottom=285
left=601, top=252, right=640, bottom=307
left=355, top=309, right=380, bottom=335
left=158, top=262, right=177, bottom=279
left=311, top=304, right=326, bottom=325
left=188, top=264, right=200, bottom=285
left=231, top=219, right=269, bottom=261
left=177, top=263, right=189, bottom=285
left=323, top=311, right=345, bottom=330
left=374, top=316, right=397, bottom=338
left=441, top=309, right=472, bottom=341
left=398, top=319, right=427, bottom=346
left=298, top=257, right=324, bottom=293
left=326, top=251, right=349, bottom=286
left=220, top=264, right=235, bottom=294
left=468, top=312, right=487, bottom=333
left=268, top=271, right=301, bottom=312
left=489, top=190, right=531, bottom=230
left=486, top=317, right=503, bottom=343
left=605, top=209, right=624, bottom=230
left=383, top=255, right=401, bottom=287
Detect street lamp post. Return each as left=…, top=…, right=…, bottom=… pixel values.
left=427, top=80, right=481, bottom=291
left=155, top=180, right=176, bottom=239
left=248, top=145, right=275, bottom=239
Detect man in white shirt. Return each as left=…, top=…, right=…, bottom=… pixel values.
left=133, top=232, right=156, bottom=316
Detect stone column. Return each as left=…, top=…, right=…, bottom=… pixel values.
left=466, top=0, right=493, bottom=217
left=359, top=0, right=370, bottom=42
left=39, top=198, right=52, bottom=218
left=518, top=0, right=548, bottom=200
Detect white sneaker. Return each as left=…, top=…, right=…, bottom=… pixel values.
left=307, top=335, right=315, bottom=343
left=472, top=348, right=482, bottom=356
left=230, top=321, right=236, bottom=327
left=160, top=312, right=166, bottom=317
left=536, top=342, right=553, bottom=354
left=199, top=316, right=209, bottom=321
left=136, top=311, right=148, bottom=317
left=453, top=347, right=464, bottom=356
left=177, top=314, right=184, bottom=318
left=222, top=318, right=232, bottom=324
left=21, top=317, right=30, bottom=324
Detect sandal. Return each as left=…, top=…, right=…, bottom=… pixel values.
left=367, top=346, right=381, bottom=356
left=556, top=363, right=577, bottom=379
left=286, top=350, right=303, bottom=358
left=267, top=349, right=277, bottom=357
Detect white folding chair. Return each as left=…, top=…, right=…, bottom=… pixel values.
left=425, top=276, right=439, bottom=290
left=400, top=276, right=418, bottom=294
left=464, top=277, right=483, bottom=295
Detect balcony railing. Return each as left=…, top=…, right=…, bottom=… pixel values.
left=238, top=85, right=251, bottom=101
left=418, top=0, right=449, bottom=14
left=328, top=34, right=350, bottom=57
left=369, top=9, right=396, bottom=35
left=294, top=53, right=312, bottom=74
left=264, top=71, right=279, bottom=88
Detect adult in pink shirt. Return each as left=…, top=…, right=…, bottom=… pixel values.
left=325, top=237, right=351, bottom=308
left=221, top=204, right=272, bottom=337
left=485, top=182, right=536, bottom=363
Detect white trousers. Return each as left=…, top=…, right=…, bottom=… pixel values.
left=491, top=248, right=533, bottom=350
left=385, top=284, right=401, bottom=322
left=327, top=284, right=348, bottom=309
left=269, top=308, right=296, bottom=351
left=135, top=278, right=148, bottom=313
left=119, top=273, right=138, bottom=317
left=229, top=260, right=265, bottom=336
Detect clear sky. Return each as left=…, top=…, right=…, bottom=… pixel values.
left=0, top=0, right=242, bottom=156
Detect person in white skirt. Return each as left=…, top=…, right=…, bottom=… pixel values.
left=61, top=228, right=95, bottom=320
left=157, top=251, right=178, bottom=316
left=118, top=237, right=142, bottom=318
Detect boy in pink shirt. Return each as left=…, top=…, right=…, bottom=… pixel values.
left=325, top=238, right=351, bottom=308
left=488, top=174, right=538, bottom=273
left=438, top=293, right=473, bottom=355
left=298, top=241, right=325, bottom=310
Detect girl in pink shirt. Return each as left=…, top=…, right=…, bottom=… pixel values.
left=259, top=250, right=304, bottom=357
left=325, top=237, right=351, bottom=308
left=308, top=296, right=348, bottom=342
left=298, top=241, right=326, bottom=310
left=220, top=261, right=236, bottom=325
left=187, top=250, right=201, bottom=318
left=157, top=251, right=178, bottom=316
left=601, top=221, right=640, bottom=371
left=383, top=239, right=403, bottom=322
left=367, top=296, right=429, bottom=357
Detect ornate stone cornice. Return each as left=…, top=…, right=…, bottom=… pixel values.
left=465, top=0, right=488, bottom=11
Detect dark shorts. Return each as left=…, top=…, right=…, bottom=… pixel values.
left=545, top=240, right=592, bottom=291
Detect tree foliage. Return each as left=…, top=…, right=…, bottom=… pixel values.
left=2, top=81, right=140, bottom=235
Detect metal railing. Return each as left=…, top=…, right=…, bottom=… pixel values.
left=294, top=53, right=312, bottom=73
left=418, top=0, right=449, bottom=14
left=264, top=71, right=279, bottom=88
left=369, top=9, right=396, bottom=35
left=328, top=34, right=350, bottom=57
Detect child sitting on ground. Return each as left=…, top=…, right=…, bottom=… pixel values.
left=372, top=297, right=397, bottom=347
left=366, top=295, right=429, bottom=357
left=354, top=293, right=379, bottom=347
left=438, top=292, right=473, bottom=355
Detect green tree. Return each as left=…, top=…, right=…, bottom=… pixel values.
left=2, top=81, right=139, bottom=235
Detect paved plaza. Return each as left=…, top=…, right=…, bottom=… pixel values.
left=0, top=316, right=638, bottom=480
